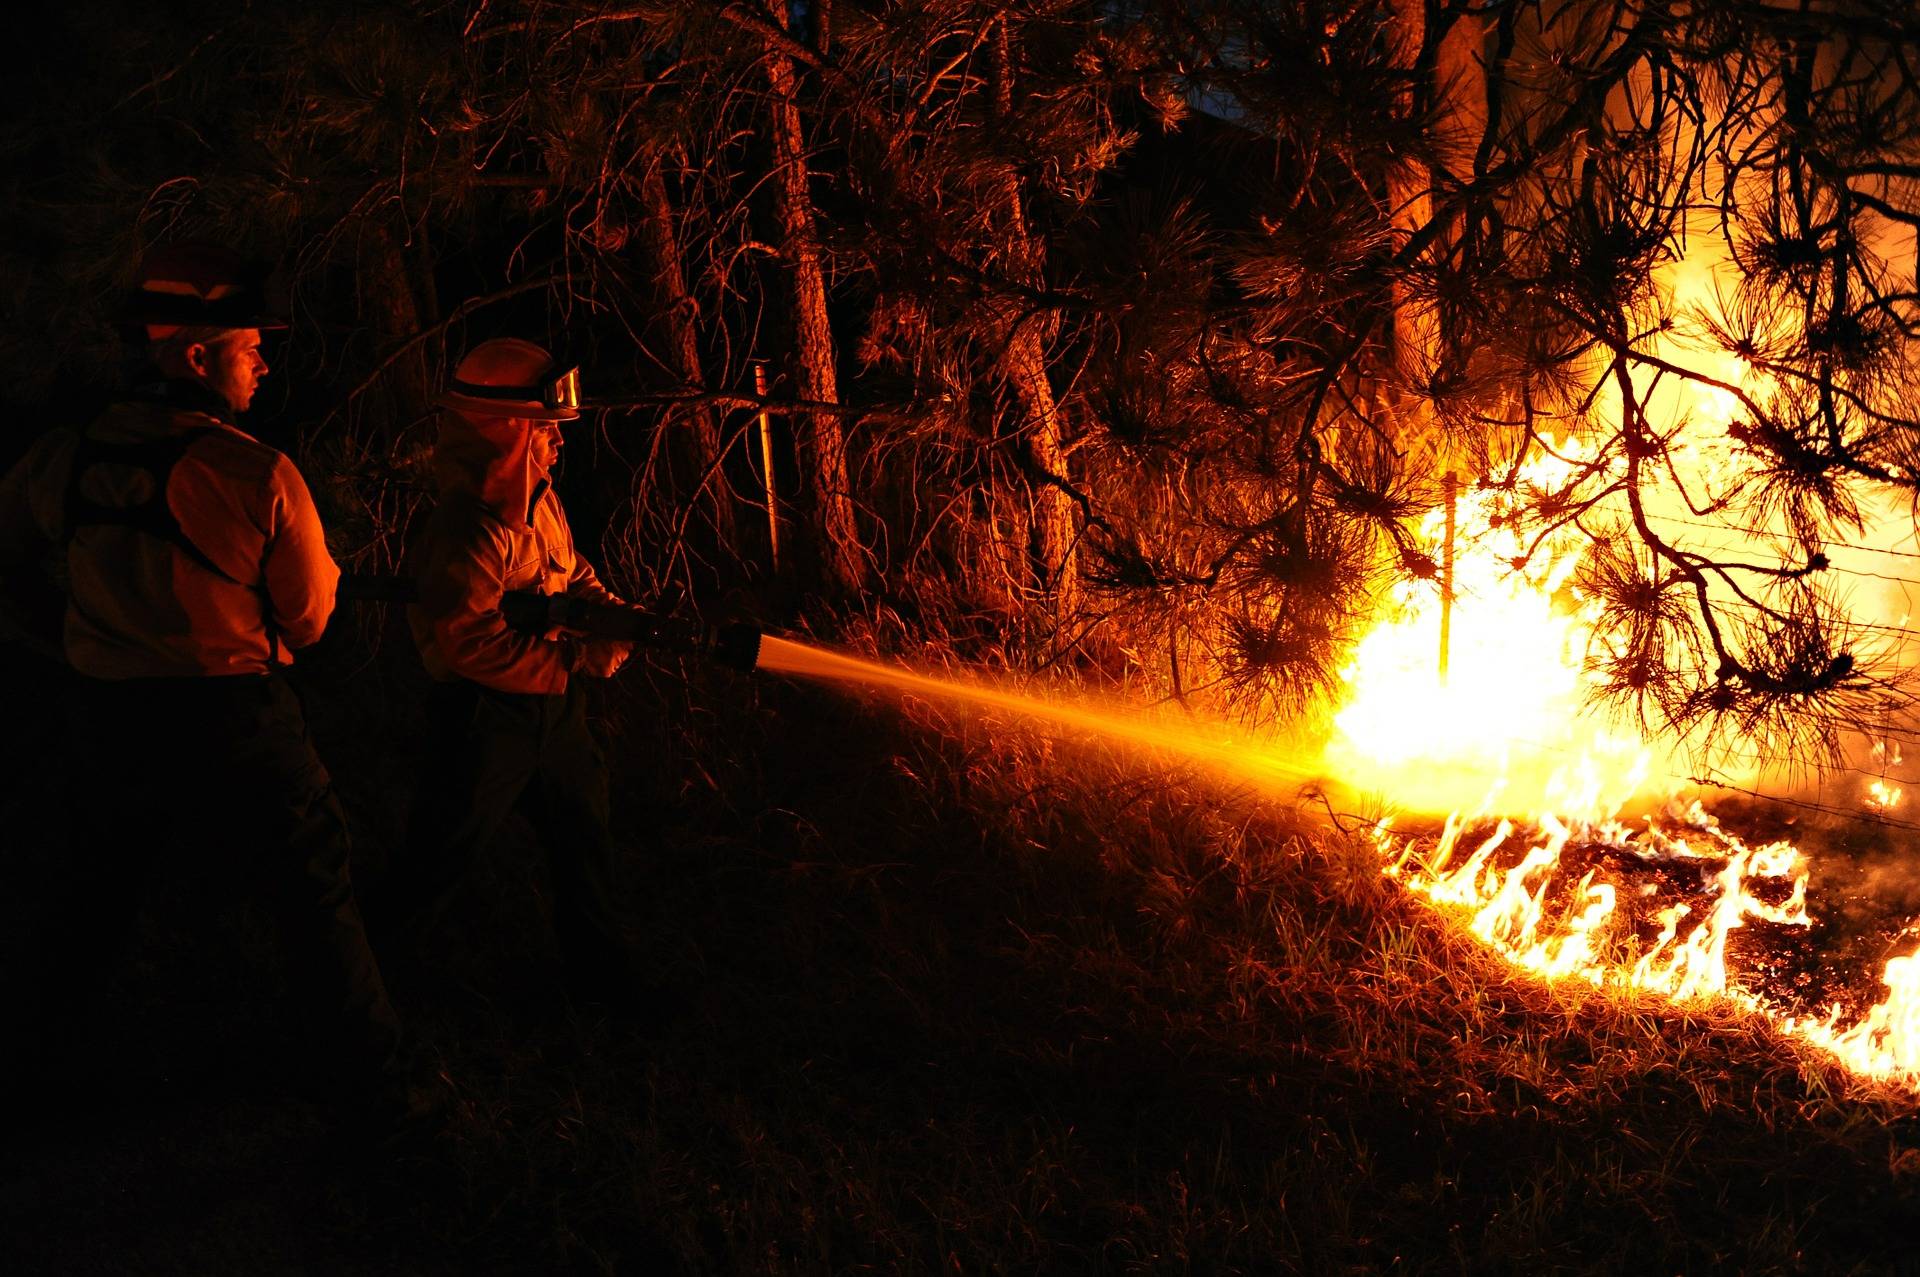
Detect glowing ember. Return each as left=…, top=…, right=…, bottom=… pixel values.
left=1376, top=792, right=1810, bottom=999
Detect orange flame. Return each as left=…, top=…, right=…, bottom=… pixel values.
left=1330, top=229, right=1920, bottom=1084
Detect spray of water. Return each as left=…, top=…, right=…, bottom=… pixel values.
left=754, top=635, right=1315, bottom=785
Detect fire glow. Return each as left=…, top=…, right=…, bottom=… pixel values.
left=1325, top=447, right=1652, bottom=817
left=1364, top=733, right=1920, bottom=1085
left=1285, top=162, right=1920, bottom=1086
left=768, top=588, right=1920, bottom=1085
left=1331, top=460, right=1920, bottom=1084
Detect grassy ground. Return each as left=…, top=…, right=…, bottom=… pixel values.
left=5, top=641, right=1920, bottom=1274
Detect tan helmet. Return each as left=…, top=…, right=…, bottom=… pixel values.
left=124, top=242, right=288, bottom=342
left=439, top=338, right=582, bottom=422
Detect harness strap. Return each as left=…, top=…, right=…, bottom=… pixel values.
left=63, top=427, right=250, bottom=588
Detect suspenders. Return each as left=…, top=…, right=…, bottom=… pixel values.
left=61, top=419, right=286, bottom=663
left=62, top=426, right=248, bottom=587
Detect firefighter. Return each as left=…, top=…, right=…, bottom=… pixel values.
left=0, top=243, right=407, bottom=1123
left=378, top=337, right=642, bottom=1007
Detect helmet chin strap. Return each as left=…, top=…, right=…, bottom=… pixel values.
left=526, top=475, right=549, bottom=528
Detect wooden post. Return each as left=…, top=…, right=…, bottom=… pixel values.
left=754, top=361, right=781, bottom=573
left=1440, top=471, right=1457, bottom=684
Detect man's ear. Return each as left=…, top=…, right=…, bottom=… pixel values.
left=182, top=342, right=211, bottom=378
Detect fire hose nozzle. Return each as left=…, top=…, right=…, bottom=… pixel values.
left=339, top=575, right=762, bottom=671
left=521, top=593, right=761, bottom=671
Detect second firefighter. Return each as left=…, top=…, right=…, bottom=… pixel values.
left=381, top=337, right=643, bottom=1007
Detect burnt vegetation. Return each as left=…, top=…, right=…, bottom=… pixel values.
left=9, top=0, right=1920, bottom=1272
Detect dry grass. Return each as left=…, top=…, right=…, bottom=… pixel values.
left=6, top=648, right=1920, bottom=1274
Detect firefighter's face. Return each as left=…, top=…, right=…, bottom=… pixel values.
left=189, top=329, right=269, bottom=413
left=530, top=420, right=562, bottom=474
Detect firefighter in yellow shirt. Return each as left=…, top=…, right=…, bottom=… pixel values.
left=376, top=338, right=644, bottom=1007
left=0, top=243, right=405, bottom=1120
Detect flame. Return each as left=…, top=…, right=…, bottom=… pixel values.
left=1353, top=683, right=1920, bottom=1080
left=1325, top=235, right=1920, bottom=1084
left=1377, top=794, right=1810, bottom=1001
left=1333, top=488, right=1920, bottom=1083
left=1326, top=447, right=1653, bottom=816
left=760, top=379, right=1920, bottom=1086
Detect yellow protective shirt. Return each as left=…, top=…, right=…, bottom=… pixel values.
left=407, top=413, right=626, bottom=694
left=0, top=396, right=338, bottom=678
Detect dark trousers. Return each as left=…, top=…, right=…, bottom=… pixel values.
left=386, top=680, right=629, bottom=984
left=37, top=673, right=401, bottom=1096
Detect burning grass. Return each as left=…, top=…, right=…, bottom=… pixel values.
left=6, top=652, right=1920, bottom=1272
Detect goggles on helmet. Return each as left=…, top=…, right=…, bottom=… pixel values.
left=446, top=364, right=583, bottom=413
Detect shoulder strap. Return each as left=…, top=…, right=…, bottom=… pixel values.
left=63, top=426, right=251, bottom=588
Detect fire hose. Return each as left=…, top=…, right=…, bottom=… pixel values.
left=336, top=574, right=763, bottom=671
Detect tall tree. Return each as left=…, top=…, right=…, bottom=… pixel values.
left=759, top=0, right=868, bottom=592
left=988, top=14, right=1081, bottom=612
left=634, top=148, right=738, bottom=577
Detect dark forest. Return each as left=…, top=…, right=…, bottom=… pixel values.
left=9, top=1, right=1920, bottom=1272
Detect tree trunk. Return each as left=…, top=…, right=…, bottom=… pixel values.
left=636, top=155, right=737, bottom=566
left=961, top=456, right=1030, bottom=619
left=1385, top=0, right=1490, bottom=514
left=1003, top=319, right=1077, bottom=606
left=990, top=18, right=1078, bottom=613
left=763, top=0, right=865, bottom=592
left=362, top=220, right=437, bottom=440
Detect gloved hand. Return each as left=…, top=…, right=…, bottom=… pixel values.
left=574, top=638, right=631, bottom=678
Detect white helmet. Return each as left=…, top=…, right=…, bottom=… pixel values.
left=439, top=338, right=582, bottom=422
